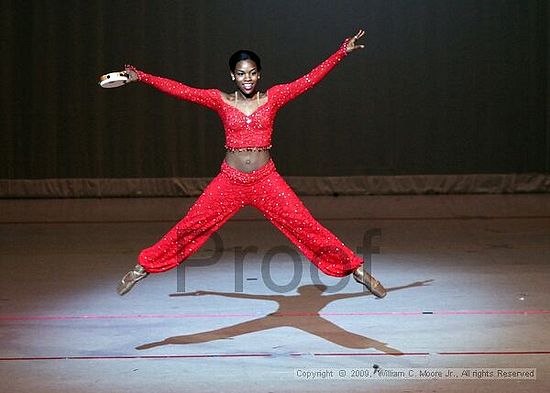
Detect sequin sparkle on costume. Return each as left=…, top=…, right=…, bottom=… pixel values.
left=129, top=41, right=363, bottom=277
left=130, top=41, right=348, bottom=150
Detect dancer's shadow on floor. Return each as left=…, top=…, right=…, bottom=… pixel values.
left=136, top=280, right=433, bottom=354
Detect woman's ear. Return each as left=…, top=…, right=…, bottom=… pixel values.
left=230, top=73, right=235, bottom=81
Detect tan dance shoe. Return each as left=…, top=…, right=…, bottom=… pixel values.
left=353, top=266, right=387, bottom=298
left=116, top=264, right=149, bottom=296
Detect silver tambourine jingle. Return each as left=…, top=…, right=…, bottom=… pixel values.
left=98, top=71, right=130, bottom=88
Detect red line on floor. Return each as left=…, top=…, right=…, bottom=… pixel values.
left=438, top=351, right=550, bottom=356
left=433, top=310, right=550, bottom=315
left=0, top=313, right=260, bottom=320
left=312, top=352, right=428, bottom=357
left=1, top=351, right=549, bottom=362
left=0, top=354, right=273, bottom=361
left=1, top=309, right=549, bottom=321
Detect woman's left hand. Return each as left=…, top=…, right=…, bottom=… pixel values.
left=345, top=29, right=366, bottom=53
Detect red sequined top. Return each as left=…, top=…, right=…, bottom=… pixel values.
left=131, top=41, right=348, bottom=149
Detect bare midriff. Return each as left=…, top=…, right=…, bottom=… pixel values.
left=224, top=149, right=271, bottom=173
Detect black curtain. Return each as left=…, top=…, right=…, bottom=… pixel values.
left=1, top=0, right=548, bottom=179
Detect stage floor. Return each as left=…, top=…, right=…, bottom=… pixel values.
left=1, top=194, right=549, bottom=392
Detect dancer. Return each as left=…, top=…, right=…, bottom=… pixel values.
left=117, top=29, right=386, bottom=298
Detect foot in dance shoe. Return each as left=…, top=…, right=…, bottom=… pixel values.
left=117, top=264, right=149, bottom=296
left=353, top=266, right=387, bottom=298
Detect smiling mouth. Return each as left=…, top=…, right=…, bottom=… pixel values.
left=242, top=82, right=254, bottom=90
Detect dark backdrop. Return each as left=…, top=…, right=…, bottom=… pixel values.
left=1, top=0, right=548, bottom=178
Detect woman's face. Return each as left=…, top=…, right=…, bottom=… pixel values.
left=232, top=59, right=260, bottom=96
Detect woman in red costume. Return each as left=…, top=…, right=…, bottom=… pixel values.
left=117, top=29, right=386, bottom=298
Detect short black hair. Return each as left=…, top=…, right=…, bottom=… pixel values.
left=229, top=50, right=262, bottom=72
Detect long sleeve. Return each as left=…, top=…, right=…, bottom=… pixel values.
left=127, top=66, right=221, bottom=111
left=268, top=41, right=349, bottom=109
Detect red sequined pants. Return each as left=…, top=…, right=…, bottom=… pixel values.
left=138, top=159, right=363, bottom=277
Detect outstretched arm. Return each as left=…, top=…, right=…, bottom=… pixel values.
left=270, top=29, right=366, bottom=108
left=124, top=65, right=221, bottom=110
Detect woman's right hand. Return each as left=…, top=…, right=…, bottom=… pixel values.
left=124, top=65, right=139, bottom=82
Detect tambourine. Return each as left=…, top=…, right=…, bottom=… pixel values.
left=98, top=71, right=130, bottom=88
